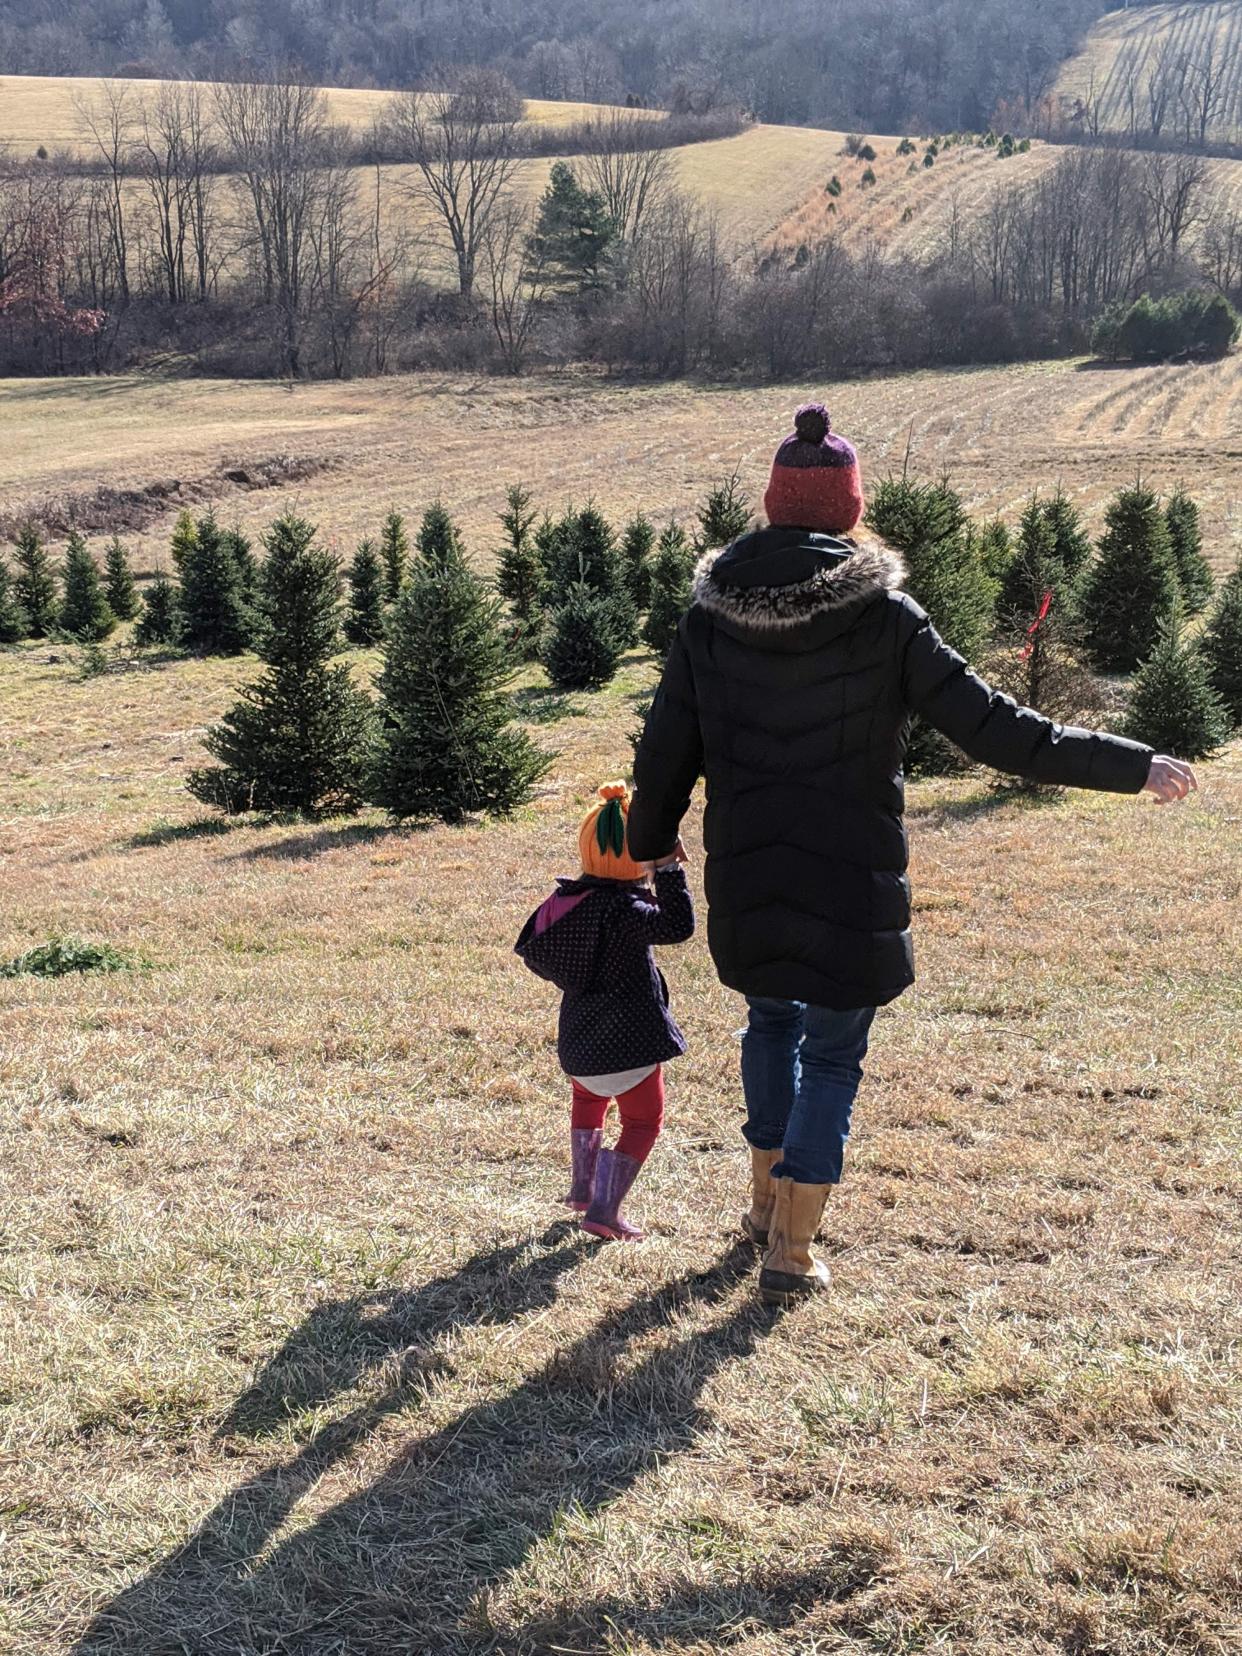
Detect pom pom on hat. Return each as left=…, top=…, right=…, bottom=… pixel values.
left=794, top=403, right=831, bottom=444
left=579, top=782, right=645, bottom=881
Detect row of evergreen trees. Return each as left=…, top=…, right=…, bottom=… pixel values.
left=0, top=527, right=139, bottom=645
left=865, top=474, right=1242, bottom=767
left=188, top=510, right=547, bottom=822
left=490, top=474, right=752, bottom=690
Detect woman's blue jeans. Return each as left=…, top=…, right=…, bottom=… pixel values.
left=740, top=997, right=876, bottom=1184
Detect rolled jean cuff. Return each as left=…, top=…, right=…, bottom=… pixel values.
left=741, top=1122, right=786, bottom=1153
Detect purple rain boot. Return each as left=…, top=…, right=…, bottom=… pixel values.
left=564, top=1127, right=603, bottom=1213
left=582, top=1148, right=645, bottom=1242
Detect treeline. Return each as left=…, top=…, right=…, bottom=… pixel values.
left=0, top=0, right=1107, bottom=136
left=862, top=473, right=1241, bottom=770
left=4, top=93, right=1239, bottom=383
left=5, top=474, right=1239, bottom=828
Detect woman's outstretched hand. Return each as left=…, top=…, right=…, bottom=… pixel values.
left=1144, top=755, right=1198, bottom=805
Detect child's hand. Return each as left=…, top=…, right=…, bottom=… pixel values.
left=1144, top=755, right=1198, bottom=805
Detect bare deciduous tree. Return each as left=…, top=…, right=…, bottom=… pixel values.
left=1140, top=151, right=1206, bottom=274
left=214, top=74, right=334, bottom=376
left=479, top=198, right=546, bottom=373
left=75, top=80, right=134, bottom=302
left=385, top=70, right=524, bottom=302
left=1180, top=36, right=1230, bottom=148
left=579, top=113, right=676, bottom=249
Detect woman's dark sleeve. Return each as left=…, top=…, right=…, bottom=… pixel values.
left=898, top=599, right=1153, bottom=793
left=623, top=865, right=696, bottom=944
left=627, top=624, right=704, bottom=860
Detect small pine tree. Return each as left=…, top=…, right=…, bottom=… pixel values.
left=866, top=476, right=996, bottom=772
left=416, top=501, right=467, bottom=571
left=1199, top=563, right=1242, bottom=728
left=495, top=484, right=543, bottom=659
left=1042, top=487, right=1092, bottom=582
left=696, top=472, right=752, bottom=551
left=1124, top=611, right=1229, bottom=760
left=103, top=535, right=139, bottom=621
left=1079, top=482, right=1180, bottom=674
left=643, top=520, right=696, bottom=656
left=1164, top=488, right=1214, bottom=616
left=60, top=533, right=116, bottom=642
left=373, top=536, right=547, bottom=821
left=344, top=538, right=386, bottom=647
left=188, top=514, right=376, bottom=816
left=541, top=503, right=636, bottom=644
left=224, top=527, right=260, bottom=607
left=134, top=571, right=179, bottom=647
left=997, top=498, right=1058, bottom=637
left=0, top=557, right=27, bottom=643
left=178, top=511, right=254, bottom=655
left=621, top=512, right=656, bottom=612
left=169, top=509, right=198, bottom=575
left=544, top=583, right=627, bottom=690
left=380, top=509, right=409, bottom=602
left=12, top=524, right=59, bottom=637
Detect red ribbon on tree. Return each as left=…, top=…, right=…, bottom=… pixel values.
left=1020, top=590, right=1054, bottom=659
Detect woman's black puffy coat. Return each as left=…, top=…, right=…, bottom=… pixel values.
left=627, top=527, right=1153, bottom=1010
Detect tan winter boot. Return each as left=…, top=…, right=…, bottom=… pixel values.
left=740, top=1147, right=783, bottom=1248
left=759, top=1177, right=832, bottom=1305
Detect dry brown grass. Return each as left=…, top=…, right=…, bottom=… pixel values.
left=2, top=358, right=1242, bottom=1652
left=1, top=625, right=1239, bottom=1653
left=4, top=359, right=1242, bottom=580
left=0, top=73, right=649, bottom=158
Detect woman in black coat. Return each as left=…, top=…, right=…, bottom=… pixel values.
left=627, top=407, right=1197, bottom=1305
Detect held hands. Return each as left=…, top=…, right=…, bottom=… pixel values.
left=643, top=837, right=689, bottom=873
left=1144, top=755, right=1198, bottom=806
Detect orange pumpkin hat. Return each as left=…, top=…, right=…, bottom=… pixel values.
left=579, top=782, right=645, bottom=882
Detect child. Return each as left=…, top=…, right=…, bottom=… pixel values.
left=515, top=783, right=693, bottom=1241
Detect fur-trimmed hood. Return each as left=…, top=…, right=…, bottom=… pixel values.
left=692, top=526, right=906, bottom=633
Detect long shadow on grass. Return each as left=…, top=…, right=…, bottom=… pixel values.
left=75, top=1241, right=770, bottom=1654
left=906, top=783, right=1059, bottom=830
left=225, top=820, right=426, bottom=861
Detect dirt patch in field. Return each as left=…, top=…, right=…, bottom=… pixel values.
left=0, top=452, right=339, bottom=541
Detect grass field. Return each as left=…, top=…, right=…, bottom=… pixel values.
left=1, top=591, right=1240, bottom=1650
left=3, top=356, right=1241, bottom=581
left=0, top=72, right=651, bottom=157
left=1055, top=2, right=1242, bottom=143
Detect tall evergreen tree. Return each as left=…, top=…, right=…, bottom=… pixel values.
left=380, top=509, right=409, bottom=602
left=134, top=571, right=179, bottom=647
left=643, top=520, right=696, bottom=656
left=344, top=538, right=386, bottom=646
left=372, top=535, right=547, bottom=821
left=495, top=483, right=544, bottom=658
left=188, top=514, right=375, bottom=816
left=1164, top=488, right=1214, bottom=616
left=528, top=161, right=616, bottom=291
left=621, top=511, right=656, bottom=611
left=60, top=533, right=116, bottom=641
left=1124, top=611, right=1229, bottom=760
left=12, top=524, right=59, bottom=638
left=103, top=535, right=139, bottom=621
left=1042, top=487, right=1092, bottom=581
left=416, top=501, right=467, bottom=571
left=1079, top=482, right=1180, bottom=674
left=544, top=583, right=627, bottom=690
left=696, top=472, right=752, bottom=551
left=1199, top=563, right=1242, bottom=728
left=178, top=511, right=254, bottom=655
left=0, top=557, right=27, bottom=643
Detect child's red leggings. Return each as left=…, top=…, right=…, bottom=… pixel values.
left=571, top=1067, right=665, bottom=1165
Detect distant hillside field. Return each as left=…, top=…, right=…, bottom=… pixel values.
left=3, top=355, right=1240, bottom=576
left=0, top=73, right=655, bottom=158
left=1055, top=2, right=1242, bottom=141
